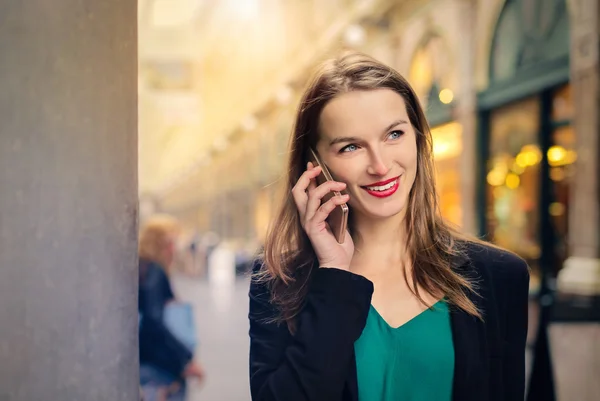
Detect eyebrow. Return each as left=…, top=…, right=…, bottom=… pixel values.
left=328, top=119, right=409, bottom=146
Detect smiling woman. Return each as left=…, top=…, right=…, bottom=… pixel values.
left=248, top=51, right=530, bottom=401
left=316, top=89, right=417, bottom=221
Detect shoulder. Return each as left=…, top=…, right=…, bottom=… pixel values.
left=140, top=259, right=166, bottom=281
left=251, top=257, right=266, bottom=275
left=249, top=251, right=308, bottom=289
left=248, top=257, right=273, bottom=306
left=461, top=240, right=530, bottom=292
left=248, top=257, right=286, bottom=327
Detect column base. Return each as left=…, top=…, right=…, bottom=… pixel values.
left=557, top=257, right=600, bottom=296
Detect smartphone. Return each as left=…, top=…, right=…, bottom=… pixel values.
left=307, top=148, right=349, bottom=244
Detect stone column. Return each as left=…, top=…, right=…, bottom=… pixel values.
left=454, top=0, right=478, bottom=235
left=553, top=1, right=600, bottom=400
left=0, top=1, right=138, bottom=400
left=558, top=0, right=600, bottom=296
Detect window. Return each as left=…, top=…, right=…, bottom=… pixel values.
left=487, top=97, right=541, bottom=273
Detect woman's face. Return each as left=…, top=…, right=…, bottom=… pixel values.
left=316, top=88, right=418, bottom=222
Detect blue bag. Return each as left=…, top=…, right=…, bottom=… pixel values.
left=162, top=302, right=197, bottom=353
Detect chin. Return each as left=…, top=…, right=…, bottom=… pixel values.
left=369, top=205, right=406, bottom=220
left=351, top=198, right=407, bottom=221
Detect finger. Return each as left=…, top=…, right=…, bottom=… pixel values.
left=307, top=172, right=317, bottom=193
left=291, top=166, right=322, bottom=220
left=309, top=193, right=350, bottom=226
left=292, top=165, right=321, bottom=195
left=305, top=180, right=347, bottom=221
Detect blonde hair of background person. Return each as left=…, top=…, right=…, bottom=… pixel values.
left=248, top=51, right=529, bottom=401
left=139, top=214, right=181, bottom=270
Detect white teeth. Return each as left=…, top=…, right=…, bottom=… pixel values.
left=366, top=180, right=397, bottom=191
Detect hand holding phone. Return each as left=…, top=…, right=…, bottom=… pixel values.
left=290, top=148, right=354, bottom=271
left=307, top=148, right=349, bottom=244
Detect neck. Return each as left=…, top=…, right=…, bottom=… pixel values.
left=351, top=209, right=409, bottom=268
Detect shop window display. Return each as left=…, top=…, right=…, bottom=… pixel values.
left=487, top=97, right=541, bottom=289
left=486, top=85, right=574, bottom=292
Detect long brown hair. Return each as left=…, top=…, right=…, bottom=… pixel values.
left=258, top=51, right=481, bottom=332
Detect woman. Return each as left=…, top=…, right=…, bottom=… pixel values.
left=248, top=51, right=529, bottom=401
left=138, top=215, right=204, bottom=401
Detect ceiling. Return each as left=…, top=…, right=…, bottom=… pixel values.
left=138, top=0, right=399, bottom=207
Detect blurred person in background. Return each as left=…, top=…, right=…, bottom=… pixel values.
left=138, top=215, right=205, bottom=401
left=249, top=52, right=529, bottom=401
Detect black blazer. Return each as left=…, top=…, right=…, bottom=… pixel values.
left=248, top=242, right=530, bottom=401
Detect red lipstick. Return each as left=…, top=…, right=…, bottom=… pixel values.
left=361, top=176, right=400, bottom=198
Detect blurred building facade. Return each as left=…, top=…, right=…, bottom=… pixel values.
left=137, top=1, right=599, bottom=398
left=139, top=0, right=599, bottom=297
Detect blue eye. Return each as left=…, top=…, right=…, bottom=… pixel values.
left=340, top=144, right=358, bottom=153
left=388, top=130, right=404, bottom=140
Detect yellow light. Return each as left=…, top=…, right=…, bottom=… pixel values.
left=487, top=169, right=506, bottom=186
left=516, top=153, right=529, bottom=168
left=548, top=146, right=567, bottom=166
left=431, top=121, right=463, bottom=160
left=549, top=202, right=565, bottom=217
left=433, top=141, right=450, bottom=157
left=505, top=173, right=520, bottom=189
left=546, top=147, right=578, bottom=167
left=439, top=89, right=454, bottom=104
left=524, top=151, right=539, bottom=166
left=518, top=144, right=542, bottom=166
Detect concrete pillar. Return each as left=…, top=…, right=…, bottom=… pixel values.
left=553, top=1, right=600, bottom=400
left=558, top=0, right=600, bottom=295
left=455, top=0, right=478, bottom=235
left=0, top=1, right=138, bottom=400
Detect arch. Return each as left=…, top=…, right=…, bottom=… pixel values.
left=489, top=0, right=569, bottom=82
left=475, top=0, right=511, bottom=90
left=478, top=0, right=571, bottom=106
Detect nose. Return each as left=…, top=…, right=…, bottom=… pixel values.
left=366, top=149, right=390, bottom=176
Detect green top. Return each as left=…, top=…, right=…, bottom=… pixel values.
left=354, top=300, right=454, bottom=401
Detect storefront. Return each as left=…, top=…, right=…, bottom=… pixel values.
left=477, top=0, right=571, bottom=293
